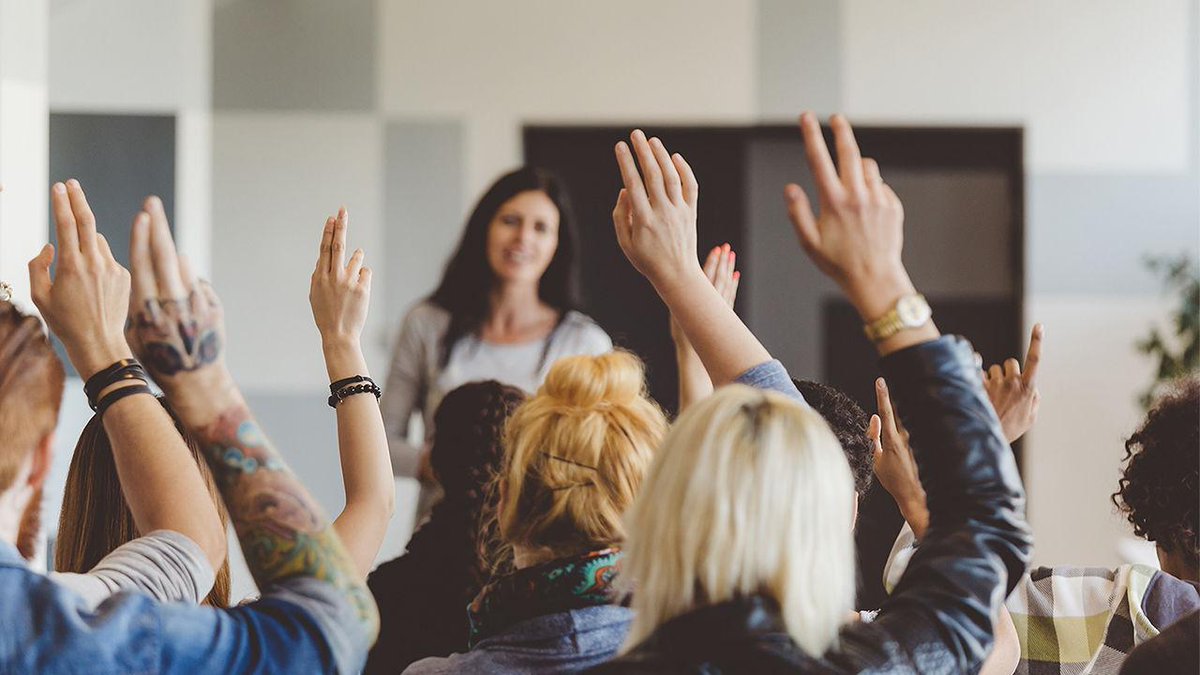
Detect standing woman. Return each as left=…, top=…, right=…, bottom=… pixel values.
left=382, top=167, right=611, bottom=498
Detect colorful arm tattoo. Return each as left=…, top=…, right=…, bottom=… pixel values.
left=198, top=403, right=379, bottom=632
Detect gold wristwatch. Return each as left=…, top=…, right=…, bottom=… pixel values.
left=863, top=294, right=932, bottom=342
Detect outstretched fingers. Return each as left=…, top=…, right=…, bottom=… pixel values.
left=1023, top=323, right=1044, bottom=385
left=798, top=112, right=841, bottom=204
left=648, top=137, right=683, bottom=203
left=673, top=152, right=698, bottom=210
left=784, top=183, right=819, bottom=252
left=50, top=183, right=79, bottom=260
left=129, top=211, right=159, bottom=300
left=830, top=114, right=865, bottom=194
left=332, top=207, right=348, bottom=274
left=614, top=142, right=652, bottom=220
left=317, top=216, right=335, bottom=274
left=145, top=196, right=186, bottom=299
left=629, top=130, right=667, bottom=207
left=65, top=180, right=99, bottom=254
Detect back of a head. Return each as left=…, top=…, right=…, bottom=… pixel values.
left=431, top=380, right=526, bottom=498
left=793, top=379, right=875, bottom=495
left=55, top=399, right=232, bottom=607
left=1113, top=376, right=1200, bottom=571
left=622, top=385, right=856, bottom=658
left=0, top=301, right=65, bottom=493
left=497, top=350, right=667, bottom=559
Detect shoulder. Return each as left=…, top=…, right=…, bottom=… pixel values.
left=556, top=311, right=612, bottom=354
left=402, top=301, right=451, bottom=333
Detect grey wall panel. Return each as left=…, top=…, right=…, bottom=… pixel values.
left=1028, top=172, right=1200, bottom=295
left=383, top=119, right=465, bottom=329
left=213, top=0, right=377, bottom=111
left=48, top=112, right=176, bottom=265
left=48, top=112, right=175, bottom=375
left=757, top=0, right=841, bottom=118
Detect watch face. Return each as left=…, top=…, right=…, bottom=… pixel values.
left=896, top=295, right=932, bottom=326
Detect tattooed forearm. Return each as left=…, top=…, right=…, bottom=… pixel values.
left=197, top=404, right=378, bottom=630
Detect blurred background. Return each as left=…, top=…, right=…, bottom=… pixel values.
left=0, top=0, right=1197, bottom=605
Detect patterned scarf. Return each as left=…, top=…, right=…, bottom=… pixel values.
left=467, top=547, right=623, bottom=646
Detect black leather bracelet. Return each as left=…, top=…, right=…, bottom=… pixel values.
left=95, top=383, right=154, bottom=417
left=327, top=381, right=382, bottom=408
left=85, top=358, right=148, bottom=411
left=329, top=374, right=373, bottom=394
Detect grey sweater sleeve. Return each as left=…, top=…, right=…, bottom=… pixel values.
left=52, top=529, right=215, bottom=610
left=733, top=359, right=806, bottom=404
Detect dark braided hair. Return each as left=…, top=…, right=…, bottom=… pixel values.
left=793, top=379, right=875, bottom=495
left=365, top=380, right=525, bottom=672
left=1112, top=376, right=1199, bottom=568
left=421, top=380, right=526, bottom=589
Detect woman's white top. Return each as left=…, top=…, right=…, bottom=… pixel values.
left=381, top=301, right=612, bottom=477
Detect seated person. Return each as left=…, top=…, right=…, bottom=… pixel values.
left=55, top=399, right=231, bottom=607
left=405, top=351, right=668, bottom=673
left=0, top=181, right=376, bottom=672
left=881, top=343, right=1198, bottom=673
left=365, top=380, right=525, bottom=672
left=592, top=117, right=1031, bottom=672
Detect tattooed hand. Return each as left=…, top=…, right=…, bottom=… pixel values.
left=125, top=196, right=234, bottom=422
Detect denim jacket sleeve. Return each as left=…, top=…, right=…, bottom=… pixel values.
left=834, top=336, right=1032, bottom=672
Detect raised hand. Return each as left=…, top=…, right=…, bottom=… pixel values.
left=28, top=181, right=132, bottom=378
left=309, top=208, right=393, bottom=578
left=125, top=196, right=230, bottom=421
left=982, top=324, right=1043, bottom=443
left=871, top=377, right=929, bottom=538
left=612, top=130, right=700, bottom=293
left=310, top=208, right=371, bottom=347
left=612, top=133, right=771, bottom=385
left=784, top=114, right=935, bottom=355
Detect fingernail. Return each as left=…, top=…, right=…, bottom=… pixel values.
left=733, top=271, right=741, bottom=280
left=53, top=182, right=66, bottom=194
left=729, top=251, right=736, bottom=261
left=66, top=179, right=79, bottom=189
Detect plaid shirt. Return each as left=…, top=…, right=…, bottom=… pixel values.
left=884, top=524, right=1199, bottom=674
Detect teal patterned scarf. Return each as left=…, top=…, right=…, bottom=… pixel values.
left=467, top=547, right=623, bottom=646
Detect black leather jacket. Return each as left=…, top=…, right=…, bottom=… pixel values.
left=591, top=336, right=1033, bottom=673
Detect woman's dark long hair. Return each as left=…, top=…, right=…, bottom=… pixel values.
left=428, top=167, right=582, bottom=367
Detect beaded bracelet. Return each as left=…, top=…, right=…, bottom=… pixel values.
left=85, top=358, right=149, bottom=411
left=327, top=378, right=381, bottom=408
left=95, top=383, right=154, bottom=417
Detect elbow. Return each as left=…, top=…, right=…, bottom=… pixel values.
left=200, top=523, right=229, bottom=574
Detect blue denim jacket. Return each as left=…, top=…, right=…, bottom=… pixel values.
left=405, top=605, right=632, bottom=674
left=0, top=542, right=369, bottom=673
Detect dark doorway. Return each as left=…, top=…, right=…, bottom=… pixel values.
left=525, top=123, right=1024, bottom=610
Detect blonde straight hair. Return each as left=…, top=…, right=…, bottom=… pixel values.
left=621, top=384, right=856, bottom=657
left=495, top=350, right=667, bottom=560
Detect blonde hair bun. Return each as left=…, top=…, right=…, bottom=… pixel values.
left=539, top=351, right=645, bottom=409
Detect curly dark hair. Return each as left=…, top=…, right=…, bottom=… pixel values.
left=1112, top=376, right=1199, bottom=568
left=793, top=379, right=875, bottom=494
left=365, top=380, right=525, bottom=672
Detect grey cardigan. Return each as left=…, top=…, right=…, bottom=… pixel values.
left=381, top=301, right=612, bottom=478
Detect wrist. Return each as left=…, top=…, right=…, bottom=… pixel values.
left=164, top=369, right=243, bottom=428
left=654, top=265, right=710, bottom=312
left=322, top=340, right=369, bottom=382
left=843, top=266, right=916, bottom=322
left=71, top=343, right=135, bottom=381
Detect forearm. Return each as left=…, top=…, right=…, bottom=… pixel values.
left=656, top=268, right=771, bottom=386
left=190, top=395, right=379, bottom=636
left=674, top=337, right=713, bottom=413
left=101, top=387, right=227, bottom=571
left=323, top=340, right=395, bottom=578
